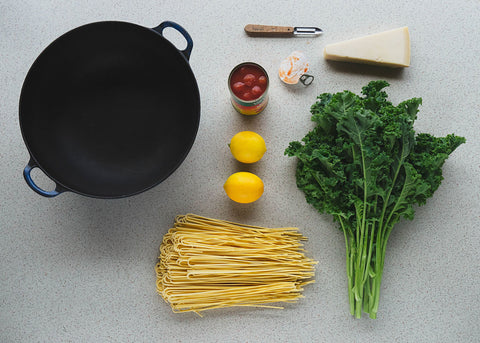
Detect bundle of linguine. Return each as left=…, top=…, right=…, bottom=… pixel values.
left=155, top=214, right=317, bottom=316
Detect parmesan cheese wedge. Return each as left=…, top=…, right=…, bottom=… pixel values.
left=323, top=27, right=411, bottom=68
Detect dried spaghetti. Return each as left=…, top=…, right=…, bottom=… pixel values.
left=155, top=214, right=317, bottom=316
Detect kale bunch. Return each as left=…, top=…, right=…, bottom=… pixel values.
left=285, top=81, right=465, bottom=318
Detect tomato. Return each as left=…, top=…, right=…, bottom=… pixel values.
left=242, top=92, right=252, bottom=101
left=251, top=85, right=263, bottom=97
left=229, top=63, right=268, bottom=101
left=258, top=76, right=267, bottom=86
left=243, top=74, right=256, bottom=87
left=232, top=82, right=245, bottom=93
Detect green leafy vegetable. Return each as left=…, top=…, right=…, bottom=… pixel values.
left=285, top=81, right=465, bottom=319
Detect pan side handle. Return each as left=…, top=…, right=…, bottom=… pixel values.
left=152, top=21, right=194, bottom=60
left=23, top=159, right=66, bottom=198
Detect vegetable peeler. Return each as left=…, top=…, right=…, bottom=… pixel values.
left=244, top=24, right=323, bottom=37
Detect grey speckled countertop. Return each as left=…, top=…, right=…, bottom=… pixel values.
left=1, top=1, right=479, bottom=342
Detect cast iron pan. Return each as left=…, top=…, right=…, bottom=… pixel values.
left=20, top=21, right=200, bottom=198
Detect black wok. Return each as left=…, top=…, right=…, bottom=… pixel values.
left=20, top=21, right=200, bottom=198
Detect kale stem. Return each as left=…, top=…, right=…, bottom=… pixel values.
left=382, top=164, right=408, bottom=244
left=349, top=244, right=355, bottom=315
left=369, top=233, right=388, bottom=319
left=382, top=219, right=398, bottom=254
left=361, top=197, right=378, bottom=315
left=356, top=135, right=369, bottom=318
left=362, top=219, right=376, bottom=284
left=354, top=203, right=365, bottom=311
left=363, top=271, right=373, bottom=314
left=378, top=148, right=406, bottom=239
left=338, top=215, right=355, bottom=316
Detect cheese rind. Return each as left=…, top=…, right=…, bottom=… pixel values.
left=323, top=27, right=410, bottom=68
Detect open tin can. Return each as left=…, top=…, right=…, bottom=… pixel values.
left=228, top=62, right=269, bottom=115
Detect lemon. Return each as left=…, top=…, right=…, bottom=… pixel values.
left=229, top=131, right=266, bottom=163
left=223, top=172, right=264, bottom=203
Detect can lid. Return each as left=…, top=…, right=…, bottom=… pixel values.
left=279, top=51, right=310, bottom=85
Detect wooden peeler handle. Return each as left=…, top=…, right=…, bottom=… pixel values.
left=244, top=24, right=294, bottom=37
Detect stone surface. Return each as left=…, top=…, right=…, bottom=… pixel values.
left=1, top=1, right=479, bottom=342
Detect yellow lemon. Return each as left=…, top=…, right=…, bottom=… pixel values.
left=223, top=172, right=264, bottom=203
left=229, top=131, right=266, bottom=163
